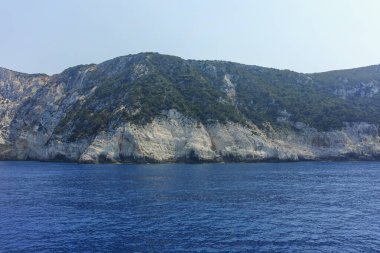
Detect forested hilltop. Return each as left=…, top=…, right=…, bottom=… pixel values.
left=1, top=53, right=380, bottom=163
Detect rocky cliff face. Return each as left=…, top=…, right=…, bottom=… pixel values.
left=0, top=68, right=48, bottom=157
left=1, top=53, right=380, bottom=163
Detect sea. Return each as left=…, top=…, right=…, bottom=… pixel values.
left=0, top=161, right=379, bottom=252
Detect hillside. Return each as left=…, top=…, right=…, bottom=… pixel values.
left=1, top=53, right=380, bottom=163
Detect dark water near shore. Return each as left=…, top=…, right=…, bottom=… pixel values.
left=0, top=161, right=379, bottom=252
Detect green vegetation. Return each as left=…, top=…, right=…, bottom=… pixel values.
left=54, top=53, right=380, bottom=140
left=192, top=60, right=380, bottom=130
left=55, top=54, right=245, bottom=141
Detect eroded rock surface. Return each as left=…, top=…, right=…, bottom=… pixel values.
left=2, top=53, right=380, bottom=163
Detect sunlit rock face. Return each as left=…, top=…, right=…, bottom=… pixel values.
left=0, top=67, right=49, bottom=158
left=1, top=53, right=380, bottom=163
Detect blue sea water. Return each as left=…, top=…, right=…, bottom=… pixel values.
left=0, top=161, right=379, bottom=252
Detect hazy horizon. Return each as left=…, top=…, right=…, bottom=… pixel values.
left=2, top=0, right=380, bottom=75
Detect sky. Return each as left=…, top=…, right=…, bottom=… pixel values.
left=1, top=0, right=380, bottom=75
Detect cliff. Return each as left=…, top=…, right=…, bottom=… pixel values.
left=1, top=53, right=380, bottom=163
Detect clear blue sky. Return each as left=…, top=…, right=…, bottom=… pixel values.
left=1, top=0, right=380, bottom=74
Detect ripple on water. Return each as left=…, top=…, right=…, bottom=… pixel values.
left=0, top=161, right=379, bottom=252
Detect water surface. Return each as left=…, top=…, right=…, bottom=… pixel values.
left=0, top=161, right=379, bottom=252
